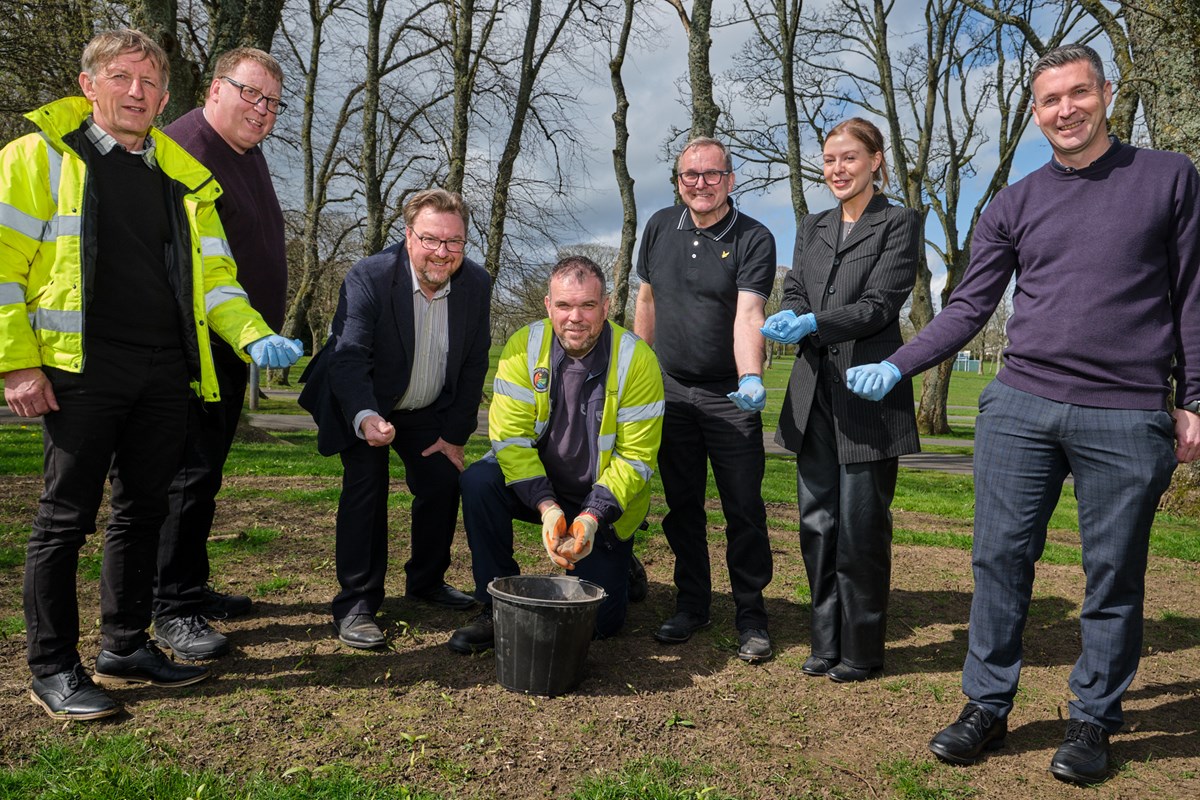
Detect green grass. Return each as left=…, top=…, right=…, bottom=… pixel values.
left=878, top=757, right=977, bottom=799
left=570, top=756, right=735, bottom=799
left=942, top=371, right=995, bottom=409
left=0, top=613, right=24, bottom=638
left=0, top=732, right=439, bottom=799
left=255, top=576, right=295, bottom=596
left=207, top=527, right=282, bottom=557
left=0, top=425, right=44, bottom=474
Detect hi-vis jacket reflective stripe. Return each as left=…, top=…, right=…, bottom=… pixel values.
left=490, top=319, right=664, bottom=540
left=0, top=97, right=273, bottom=400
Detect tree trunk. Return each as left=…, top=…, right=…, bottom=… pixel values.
left=608, top=0, right=636, bottom=326
left=482, top=0, right=577, bottom=280
left=1125, top=0, right=1200, bottom=512
left=361, top=0, right=384, bottom=256
left=687, top=0, right=718, bottom=138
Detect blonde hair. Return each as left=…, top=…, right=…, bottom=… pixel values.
left=827, top=118, right=889, bottom=190
left=212, top=47, right=284, bottom=86
left=81, top=29, right=169, bottom=89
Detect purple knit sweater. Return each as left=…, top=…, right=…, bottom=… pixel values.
left=163, top=108, right=288, bottom=330
left=889, top=141, right=1200, bottom=411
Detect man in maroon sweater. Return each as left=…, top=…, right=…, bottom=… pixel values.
left=848, top=44, right=1200, bottom=784
left=153, top=48, right=290, bottom=661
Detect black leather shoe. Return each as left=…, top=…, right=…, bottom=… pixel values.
left=448, top=607, right=495, bottom=654
left=828, top=663, right=882, bottom=683
left=94, top=643, right=210, bottom=688
left=406, top=583, right=477, bottom=611
left=30, top=664, right=120, bottom=721
left=333, top=614, right=386, bottom=649
left=653, top=611, right=712, bottom=644
left=928, top=703, right=1007, bottom=765
left=801, top=655, right=838, bottom=676
left=628, top=554, right=648, bottom=603
left=199, top=586, right=252, bottom=620
left=155, top=615, right=230, bottom=661
left=737, top=628, right=773, bottom=663
left=1049, top=719, right=1111, bottom=785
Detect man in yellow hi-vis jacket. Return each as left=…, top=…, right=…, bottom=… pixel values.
left=449, top=256, right=664, bottom=653
left=0, top=29, right=299, bottom=722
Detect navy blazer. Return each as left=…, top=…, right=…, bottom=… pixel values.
left=299, top=243, right=492, bottom=456
left=774, top=194, right=921, bottom=463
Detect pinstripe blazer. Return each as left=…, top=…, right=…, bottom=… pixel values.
left=774, top=194, right=921, bottom=463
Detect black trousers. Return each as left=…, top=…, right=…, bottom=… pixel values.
left=460, top=458, right=633, bottom=637
left=331, top=406, right=461, bottom=620
left=24, top=338, right=190, bottom=677
left=658, top=372, right=772, bottom=631
left=796, top=378, right=897, bottom=669
left=154, top=337, right=247, bottom=617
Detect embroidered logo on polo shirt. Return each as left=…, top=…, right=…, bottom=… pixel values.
left=721, top=250, right=730, bottom=258
left=533, top=368, right=550, bottom=392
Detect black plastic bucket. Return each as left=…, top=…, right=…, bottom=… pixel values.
left=487, top=575, right=607, bottom=697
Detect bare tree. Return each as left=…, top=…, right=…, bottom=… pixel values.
left=661, top=0, right=718, bottom=137
left=0, top=0, right=98, bottom=139
left=479, top=0, right=583, bottom=280
left=606, top=0, right=637, bottom=326
left=723, top=0, right=811, bottom=230
left=134, top=0, right=287, bottom=122
left=443, top=0, right=503, bottom=195
left=276, top=0, right=359, bottom=347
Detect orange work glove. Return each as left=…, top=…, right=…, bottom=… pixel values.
left=540, top=504, right=570, bottom=569
left=559, top=513, right=598, bottom=566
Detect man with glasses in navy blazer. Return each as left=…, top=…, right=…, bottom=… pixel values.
left=300, top=189, right=491, bottom=649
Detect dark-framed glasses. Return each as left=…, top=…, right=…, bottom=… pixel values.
left=677, top=169, right=732, bottom=186
left=221, top=76, right=287, bottom=114
left=415, top=234, right=467, bottom=254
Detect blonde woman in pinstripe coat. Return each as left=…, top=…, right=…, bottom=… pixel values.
left=763, top=118, right=921, bottom=683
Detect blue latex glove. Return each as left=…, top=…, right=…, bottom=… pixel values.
left=247, top=335, right=303, bottom=369
left=845, top=361, right=902, bottom=401
left=727, top=374, right=766, bottom=412
left=761, top=310, right=817, bottom=344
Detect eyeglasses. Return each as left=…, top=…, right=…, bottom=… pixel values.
left=221, top=76, right=287, bottom=114
left=677, top=169, right=732, bottom=186
left=414, top=233, right=467, bottom=254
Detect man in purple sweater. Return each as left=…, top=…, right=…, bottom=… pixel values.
left=848, top=44, right=1200, bottom=785
left=153, top=48, right=290, bottom=661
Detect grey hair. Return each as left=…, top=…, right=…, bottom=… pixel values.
left=1031, top=44, right=1106, bottom=94
left=676, top=136, right=734, bottom=173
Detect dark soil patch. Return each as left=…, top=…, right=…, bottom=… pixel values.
left=2, top=474, right=1199, bottom=798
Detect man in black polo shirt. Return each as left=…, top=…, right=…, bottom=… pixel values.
left=634, top=136, right=777, bottom=663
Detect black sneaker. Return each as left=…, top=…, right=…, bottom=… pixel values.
left=30, top=664, right=120, bottom=721
left=155, top=614, right=230, bottom=661
left=448, top=607, right=495, bottom=654
left=198, top=586, right=252, bottom=620
left=94, top=643, right=210, bottom=688
left=1049, top=719, right=1111, bottom=785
